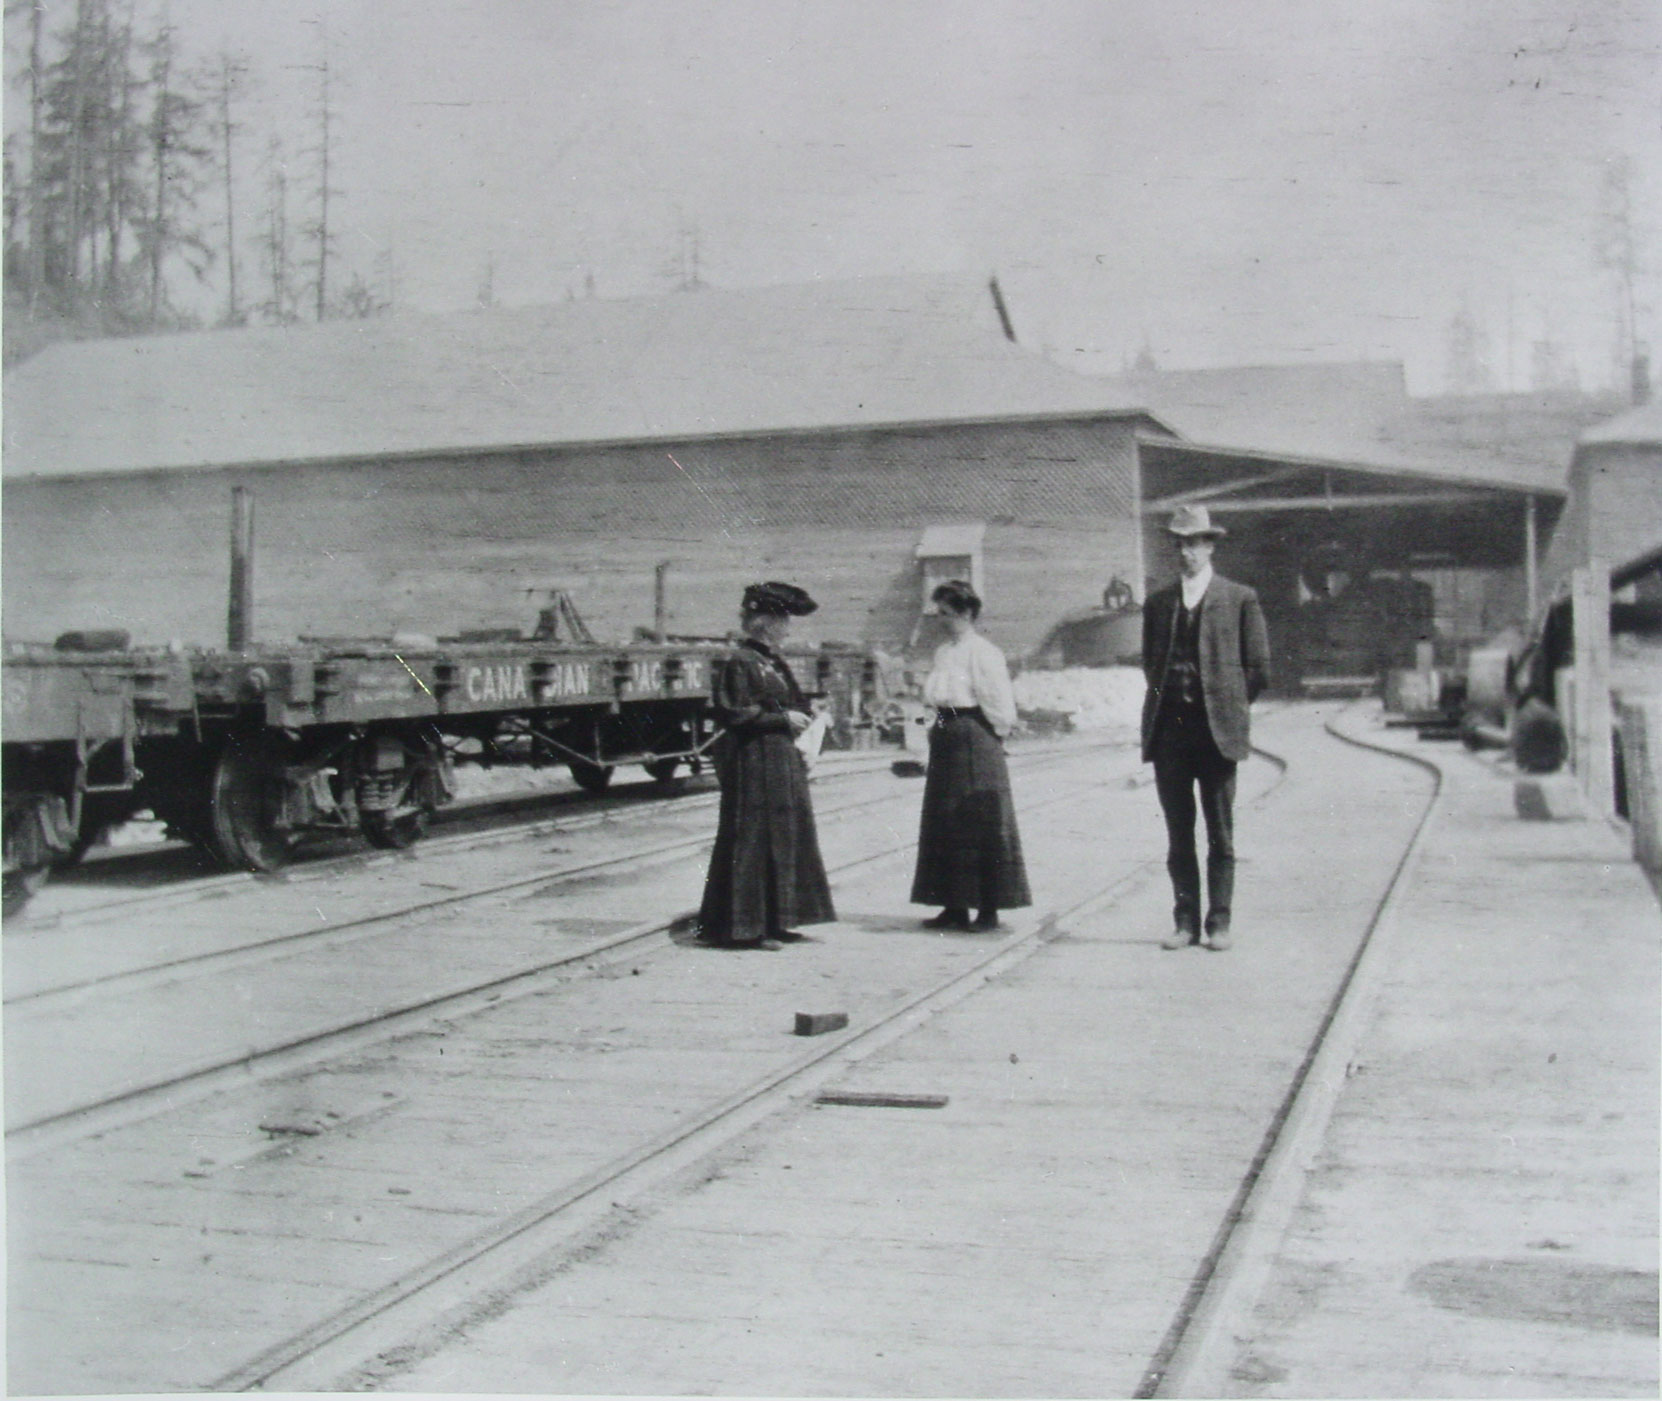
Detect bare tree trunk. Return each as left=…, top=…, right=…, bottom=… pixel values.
left=314, top=55, right=330, bottom=320
left=26, top=0, right=46, bottom=310
left=213, top=53, right=247, bottom=324
left=66, top=0, right=90, bottom=290
left=107, top=0, right=137, bottom=308
left=259, top=133, right=291, bottom=321
left=148, top=22, right=172, bottom=321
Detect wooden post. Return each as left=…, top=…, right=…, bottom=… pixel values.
left=228, top=487, right=255, bottom=652
left=1524, top=493, right=1538, bottom=622
left=1617, top=696, right=1662, bottom=874
left=1131, top=446, right=1147, bottom=603
left=653, top=561, right=670, bottom=642
left=1570, top=562, right=1612, bottom=815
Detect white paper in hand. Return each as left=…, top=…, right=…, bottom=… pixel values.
left=795, top=711, right=830, bottom=770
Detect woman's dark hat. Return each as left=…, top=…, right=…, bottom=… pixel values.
left=1166, top=504, right=1226, bottom=539
left=742, top=581, right=818, bottom=616
left=930, top=578, right=982, bottom=616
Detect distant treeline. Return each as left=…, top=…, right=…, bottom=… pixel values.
left=4, top=0, right=384, bottom=363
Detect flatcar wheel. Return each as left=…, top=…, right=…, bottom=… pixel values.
left=568, top=760, right=614, bottom=794
left=361, top=808, right=430, bottom=850
left=643, top=757, right=682, bottom=786
left=207, top=734, right=297, bottom=873
left=51, top=826, right=104, bottom=873
left=2, top=865, right=51, bottom=919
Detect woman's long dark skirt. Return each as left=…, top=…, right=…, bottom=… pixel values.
left=910, top=713, right=1032, bottom=910
left=699, top=730, right=836, bottom=942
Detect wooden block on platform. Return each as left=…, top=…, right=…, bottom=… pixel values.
left=814, top=1091, right=949, bottom=1108
left=793, top=1011, right=849, bottom=1036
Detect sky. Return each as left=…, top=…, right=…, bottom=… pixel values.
left=10, top=0, right=1661, bottom=395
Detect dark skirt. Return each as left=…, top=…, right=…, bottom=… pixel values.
left=910, top=712, right=1032, bottom=911
left=699, top=730, right=836, bottom=942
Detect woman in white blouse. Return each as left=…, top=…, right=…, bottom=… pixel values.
left=910, top=580, right=1032, bottom=930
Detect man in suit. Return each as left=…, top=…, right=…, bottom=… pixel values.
left=1140, top=505, right=1271, bottom=951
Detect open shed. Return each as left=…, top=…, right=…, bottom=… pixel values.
left=1136, top=437, right=1564, bottom=688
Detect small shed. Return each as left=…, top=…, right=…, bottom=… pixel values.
left=1541, top=399, right=1662, bottom=602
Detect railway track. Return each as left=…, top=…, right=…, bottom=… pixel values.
left=12, top=748, right=896, bottom=924
left=2, top=750, right=902, bottom=997
left=6, top=706, right=1440, bottom=1396
left=4, top=740, right=1134, bottom=1148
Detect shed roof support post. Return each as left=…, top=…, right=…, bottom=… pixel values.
left=1571, top=561, right=1613, bottom=817
left=1131, top=447, right=1146, bottom=603
left=1524, top=493, right=1539, bottom=623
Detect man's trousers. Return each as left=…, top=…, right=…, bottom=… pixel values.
left=1151, top=705, right=1237, bottom=936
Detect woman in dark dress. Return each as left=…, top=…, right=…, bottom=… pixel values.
left=697, top=581, right=836, bottom=950
left=911, top=580, right=1032, bottom=931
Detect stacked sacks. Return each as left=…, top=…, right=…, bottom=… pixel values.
left=1012, top=666, right=1145, bottom=738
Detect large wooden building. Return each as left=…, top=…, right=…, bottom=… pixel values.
left=2, top=276, right=1584, bottom=682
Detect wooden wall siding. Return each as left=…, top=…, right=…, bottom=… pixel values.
left=2, top=418, right=1142, bottom=660
left=1585, top=449, right=1662, bottom=580
left=1540, top=445, right=1662, bottom=596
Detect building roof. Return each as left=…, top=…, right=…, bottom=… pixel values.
left=3, top=276, right=1162, bottom=480
left=1101, top=359, right=1411, bottom=459
left=1099, top=361, right=1601, bottom=493
left=1578, top=398, right=1662, bottom=449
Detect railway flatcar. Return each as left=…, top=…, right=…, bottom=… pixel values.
left=2, top=638, right=195, bottom=912
left=2, top=625, right=883, bottom=913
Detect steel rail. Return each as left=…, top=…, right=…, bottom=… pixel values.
left=6, top=748, right=1131, bottom=1156
left=22, top=751, right=893, bottom=926
left=8, top=742, right=1118, bottom=1009
left=1136, top=703, right=1445, bottom=1397
left=28, top=737, right=1103, bottom=927
left=212, top=746, right=1292, bottom=1393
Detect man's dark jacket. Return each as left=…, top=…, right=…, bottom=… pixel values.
left=1140, top=575, right=1271, bottom=763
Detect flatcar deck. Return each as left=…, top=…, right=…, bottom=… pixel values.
left=3, top=632, right=881, bottom=912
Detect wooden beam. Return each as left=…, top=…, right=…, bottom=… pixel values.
left=1143, top=467, right=1306, bottom=511
left=1524, top=494, right=1539, bottom=620
left=1131, top=444, right=1147, bottom=601
left=1140, top=490, right=1495, bottom=514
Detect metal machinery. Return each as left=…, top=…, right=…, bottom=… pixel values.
left=2, top=628, right=883, bottom=913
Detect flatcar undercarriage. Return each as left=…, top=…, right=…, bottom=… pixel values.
left=37, top=704, right=720, bottom=885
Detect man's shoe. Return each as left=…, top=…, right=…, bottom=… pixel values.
left=923, top=908, right=972, bottom=930
left=1205, top=930, right=1233, bottom=951
left=1161, top=929, right=1198, bottom=950
left=972, top=910, right=1001, bottom=931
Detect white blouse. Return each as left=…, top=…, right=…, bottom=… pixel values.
left=923, top=630, right=1019, bottom=737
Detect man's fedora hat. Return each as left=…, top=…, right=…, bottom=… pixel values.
left=1166, top=504, right=1227, bottom=539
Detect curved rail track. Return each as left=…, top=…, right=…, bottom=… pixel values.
left=5, top=705, right=1447, bottom=1396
